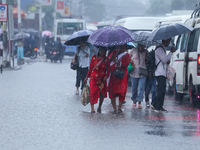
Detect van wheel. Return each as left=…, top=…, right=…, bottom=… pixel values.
left=189, top=80, right=198, bottom=107
left=173, top=77, right=183, bottom=101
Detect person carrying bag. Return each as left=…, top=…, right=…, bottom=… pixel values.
left=83, top=47, right=110, bottom=113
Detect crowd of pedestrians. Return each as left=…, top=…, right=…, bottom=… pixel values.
left=72, top=38, right=176, bottom=114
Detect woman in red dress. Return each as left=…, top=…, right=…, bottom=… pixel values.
left=84, top=47, right=110, bottom=113
left=108, top=44, right=131, bottom=114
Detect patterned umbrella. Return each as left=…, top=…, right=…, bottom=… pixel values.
left=87, top=26, right=137, bottom=47
left=64, top=30, right=94, bottom=45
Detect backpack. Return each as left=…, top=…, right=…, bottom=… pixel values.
left=147, top=45, right=164, bottom=76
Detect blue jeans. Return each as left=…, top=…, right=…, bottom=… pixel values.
left=131, top=77, right=146, bottom=103
left=145, top=76, right=156, bottom=105
left=17, top=47, right=24, bottom=62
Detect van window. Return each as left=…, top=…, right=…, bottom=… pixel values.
left=57, top=23, right=63, bottom=35
left=180, top=33, right=188, bottom=52
left=187, top=29, right=200, bottom=52
left=57, top=22, right=84, bottom=35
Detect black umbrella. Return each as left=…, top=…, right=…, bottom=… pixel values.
left=64, top=30, right=94, bottom=45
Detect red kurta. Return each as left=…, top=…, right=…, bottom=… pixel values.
left=108, top=52, right=131, bottom=101
left=86, top=55, right=110, bottom=105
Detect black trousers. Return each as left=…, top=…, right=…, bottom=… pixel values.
left=76, top=67, right=88, bottom=90
left=155, top=76, right=166, bottom=110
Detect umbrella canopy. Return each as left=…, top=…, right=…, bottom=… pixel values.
left=134, top=31, right=161, bottom=46
left=87, top=26, right=137, bottom=47
left=147, top=23, right=194, bottom=41
left=14, top=32, right=30, bottom=40
left=64, top=30, right=94, bottom=45
left=42, top=31, right=53, bottom=37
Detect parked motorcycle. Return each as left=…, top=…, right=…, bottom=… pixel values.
left=24, top=47, right=38, bottom=59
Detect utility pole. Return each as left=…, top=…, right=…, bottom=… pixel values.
left=2, top=0, right=8, bottom=67
left=17, top=0, right=21, bottom=32
left=39, top=0, right=43, bottom=56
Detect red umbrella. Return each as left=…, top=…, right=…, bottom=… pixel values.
left=13, top=7, right=26, bottom=19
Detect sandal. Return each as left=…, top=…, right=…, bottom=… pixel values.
left=132, top=103, right=137, bottom=108
left=97, top=107, right=101, bottom=113
left=111, top=110, right=117, bottom=114
left=118, top=109, right=123, bottom=114
left=137, top=104, right=142, bottom=109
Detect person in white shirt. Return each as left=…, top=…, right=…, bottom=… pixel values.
left=73, top=40, right=90, bottom=95
left=153, top=38, right=175, bottom=112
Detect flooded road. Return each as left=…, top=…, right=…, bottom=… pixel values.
left=0, top=56, right=199, bottom=150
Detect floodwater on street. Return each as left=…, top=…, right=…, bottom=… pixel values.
left=0, top=56, right=200, bottom=150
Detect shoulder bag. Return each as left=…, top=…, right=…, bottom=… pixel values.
left=113, top=55, right=125, bottom=79
left=138, top=50, right=148, bottom=76
left=70, top=48, right=80, bottom=70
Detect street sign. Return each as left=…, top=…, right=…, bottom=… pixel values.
left=41, top=0, right=52, bottom=6
left=56, top=1, right=65, bottom=12
left=0, top=4, right=8, bottom=22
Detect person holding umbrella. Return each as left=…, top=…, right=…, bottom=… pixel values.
left=72, top=39, right=90, bottom=95
left=153, top=39, right=175, bottom=112
left=87, top=26, right=136, bottom=113
left=65, top=30, right=94, bottom=95
left=83, top=47, right=110, bottom=113
left=108, top=44, right=131, bottom=113
left=17, top=38, right=24, bottom=65
left=14, top=32, right=30, bottom=65
left=146, top=23, right=193, bottom=112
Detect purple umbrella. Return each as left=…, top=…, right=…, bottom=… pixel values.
left=87, top=26, right=137, bottom=47
left=64, top=30, right=94, bottom=45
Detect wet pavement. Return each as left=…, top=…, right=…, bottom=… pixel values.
left=0, top=56, right=200, bottom=150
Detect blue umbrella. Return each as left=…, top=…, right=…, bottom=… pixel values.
left=64, top=30, right=94, bottom=45
left=87, top=26, right=137, bottom=47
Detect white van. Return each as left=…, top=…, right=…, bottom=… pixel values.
left=172, top=8, right=200, bottom=107
left=113, top=17, right=161, bottom=32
